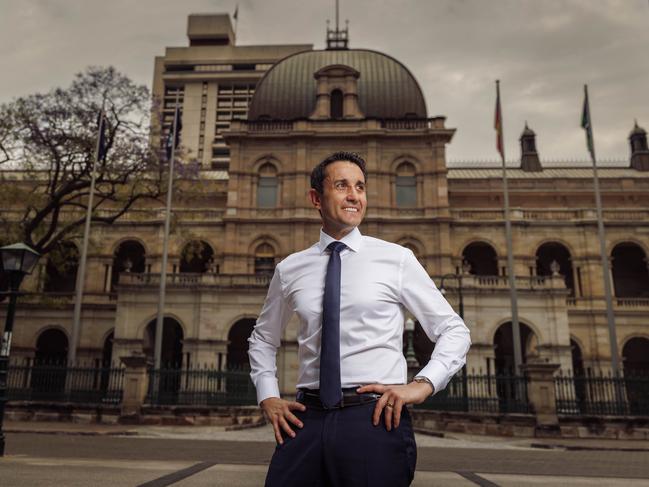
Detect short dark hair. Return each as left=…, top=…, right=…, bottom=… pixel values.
left=310, top=151, right=368, bottom=194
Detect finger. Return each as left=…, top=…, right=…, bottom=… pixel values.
left=371, top=398, right=384, bottom=426
left=384, top=397, right=394, bottom=431
left=287, top=401, right=307, bottom=412
left=285, top=410, right=304, bottom=429
left=278, top=416, right=296, bottom=438
left=357, top=384, right=384, bottom=394
left=272, top=417, right=283, bottom=445
left=393, top=399, right=403, bottom=429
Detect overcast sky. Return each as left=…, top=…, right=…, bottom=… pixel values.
left=1, top=0, right=648, bottom=162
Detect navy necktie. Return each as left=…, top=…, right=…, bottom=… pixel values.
left=320, top=241, right=347, bottom=408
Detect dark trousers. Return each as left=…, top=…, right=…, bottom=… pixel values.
left=264, top=402, right=417, bottom=487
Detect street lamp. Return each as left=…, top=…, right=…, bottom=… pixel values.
left=439, top=260, right=470, bottom=409
left=0, top=243, right=41, bottom=456
left=404, top=318, right=418, bottom=381
left=438, top=259, right=470, bottom=320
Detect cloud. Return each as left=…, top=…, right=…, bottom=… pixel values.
left=1, top=0, right=647, bottom=161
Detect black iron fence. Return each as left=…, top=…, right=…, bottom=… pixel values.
left=7, top=362, right=124, bottom=404
left=6, top=361, right=649, bottom=417
left=416, top=371, right=530, bottom=414
left=146, top=364, right=257, bottom=406
left=555, top=370, right=649, bottom=417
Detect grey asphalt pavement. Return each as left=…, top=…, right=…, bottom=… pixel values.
left=1, top=424, right=649, bottom=486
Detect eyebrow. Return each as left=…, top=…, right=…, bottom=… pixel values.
left=331, top=178, right=366, bottom=185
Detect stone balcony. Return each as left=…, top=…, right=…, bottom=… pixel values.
left=450, top=208, right=649, bottom=223
left=118, top=272, right=272, bottom=290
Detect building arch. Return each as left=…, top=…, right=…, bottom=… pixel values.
left=461, top=241, right=499, bottom=276
left=43, top=240, right=79, bottom=293
left=397, top=236, right=425, bottom=259
left=256, top=162, right=279, bottom=208
left=227, top=318, right=257, bottom=370
left=179, top=240, right=215, bottom=273
left=622, top=336, right=649, bottom=414
left=394, top=161, right=418, bottom=208
left=248, top=235, right=282, bottom=256
left=250, top=154, right=283, bottom=173
left=143, top=317, right=185, bottom=368
left=389, top=154, right=423, bottom=173
left=535, top=241, right=575, bottom=296
left=492, top=320, right=539, bottom=374
left=111, top=239, right=147, bottom=290
left=34, top=327, right=69, bottom=364
left=110, top=236, right=149, bottom=256
left=611, top=242, right=649, bottom=297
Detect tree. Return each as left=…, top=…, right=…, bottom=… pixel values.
left=0, top=66, right=164, bottom=256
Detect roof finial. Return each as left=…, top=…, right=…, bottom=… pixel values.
left=326, top=0, right=349, bottom=49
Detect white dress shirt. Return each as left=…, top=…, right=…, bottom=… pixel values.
left=248, top=227, right=472, bottom=404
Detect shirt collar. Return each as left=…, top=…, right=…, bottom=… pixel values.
left=318, top=227, right=362, bottom=254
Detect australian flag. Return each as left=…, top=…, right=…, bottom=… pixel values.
left=97, top=110, right=107, bottom=161
left=165, top=104, right=182, bottom=161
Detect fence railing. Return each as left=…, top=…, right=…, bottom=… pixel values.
left=145, top=365, right=257, bottom=406
left=8, top=362, right=124, bottom=404
left=555, top=370, right=649, bottom=416
left=6, top=362, right=649, bottom=418
left=416, top=372, right=530, bottom=414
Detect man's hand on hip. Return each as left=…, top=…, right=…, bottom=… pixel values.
left=356, top=381, right=433, bottom=431
left=260, top=396, right=306, bottom=445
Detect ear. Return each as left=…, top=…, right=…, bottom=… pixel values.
left=308, top=188, right=322, bottom=210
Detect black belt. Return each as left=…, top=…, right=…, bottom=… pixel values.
left=296, top=388, right=381, bottom=410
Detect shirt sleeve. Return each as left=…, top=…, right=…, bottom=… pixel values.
left=399, top=249, right=472, bottom=395
left=248, top=265, right=294, bottom=404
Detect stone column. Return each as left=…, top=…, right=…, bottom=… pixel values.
left=120, top=353, right=150, bottom=419
left=521, top=359, right=560, bottom=429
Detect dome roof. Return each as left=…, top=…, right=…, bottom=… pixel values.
left=248, top=49, right=427, bottom=120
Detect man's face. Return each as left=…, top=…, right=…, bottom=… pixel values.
left=309, top=160, right=367, bottom=239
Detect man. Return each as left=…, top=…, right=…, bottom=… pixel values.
left=248, top=151, right=471, bottom=486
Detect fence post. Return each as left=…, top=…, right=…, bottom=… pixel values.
left=120, top=353, right=150, bottom=419
left=521, top=359, right=561, bottom=430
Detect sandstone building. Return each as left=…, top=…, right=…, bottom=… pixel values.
left=3, top=14, right=649, bottom=396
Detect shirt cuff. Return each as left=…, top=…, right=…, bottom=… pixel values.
left=416, top=359, right=451, bottom=396
left=255, top=376, right=281, bottom=404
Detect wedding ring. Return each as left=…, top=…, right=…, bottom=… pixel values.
left=386, top=402, right=394, bottom=408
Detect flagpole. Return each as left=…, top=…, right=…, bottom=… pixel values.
left=69, top=102, right=105, bottom=365
left=495, top=80, right=523, bottom=374
left=582, top=84, right=619, bottom=377
left=154, top=93, right=180, bottom=371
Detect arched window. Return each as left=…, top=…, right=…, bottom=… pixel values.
left=44, top=241, right=79, bottom=293
left=180, top=240, right=214, bottom=273
left=623, top=337, right=649, bottom=414
left=395, top=162, right=417, bottom=208
left=330, top=89, right=343, bottom=119
left=144, top=317, right=184, bottom=368
left=254, top=243, right=275, bottom=275
left=31, top=328, right=69, bottom=395
left=536, top=242, right=575, bottom=296
left=612, top=243, right=649, bottom=297
left=111, top=240, right=146, bottom=290
left=257, top=163, right=278, bottom=208
left=462, top=242, right=498, bottom=276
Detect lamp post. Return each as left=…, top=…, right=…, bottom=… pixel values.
left=438, top=259, right=470, bottom=320
left=439, top=260, right=470, bottom=410
left=404, top=318, right=418, bottom=381
left=0, top=243, right=41, bottom=456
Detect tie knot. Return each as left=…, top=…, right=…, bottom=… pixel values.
left=327, top=241, right=347, bottom=254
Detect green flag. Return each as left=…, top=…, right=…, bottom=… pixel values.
left=581, top=84, right=595, bottom=161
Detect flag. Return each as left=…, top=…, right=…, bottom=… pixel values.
left=97, top=110, right=107, bottom=161
left=494, top=80, right=504, bottom=161
left=581, top=84, right=595, bottom=161
left=165, top=104, right=182, bottom=161
left=233, top=4, right=239, bottom=21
